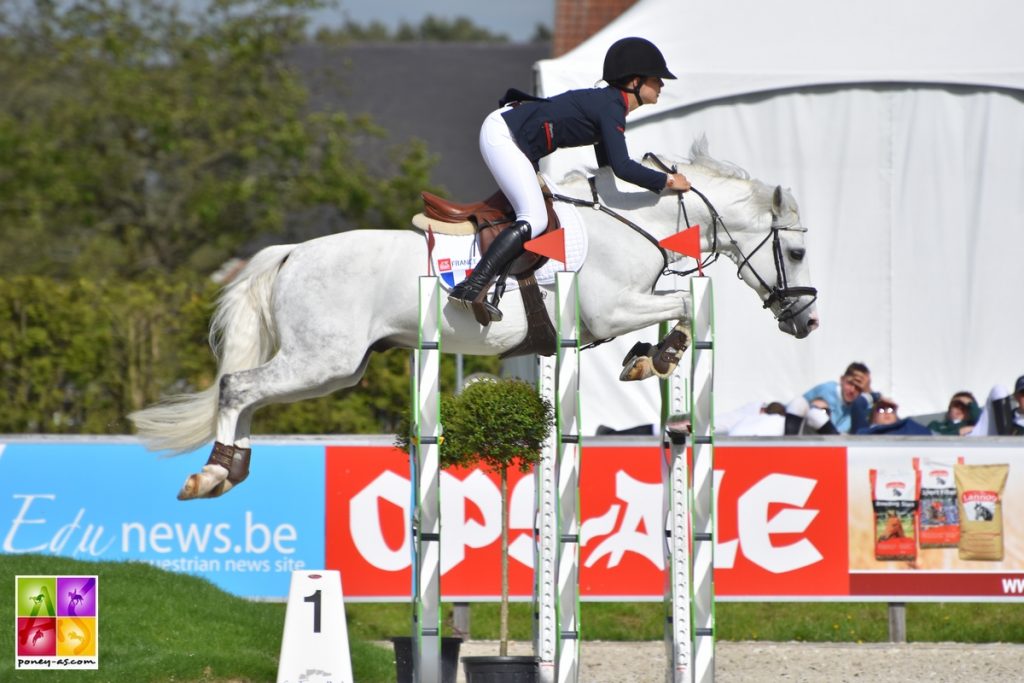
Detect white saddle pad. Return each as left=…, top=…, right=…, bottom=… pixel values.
left=426, top=178, right=588, bottom=293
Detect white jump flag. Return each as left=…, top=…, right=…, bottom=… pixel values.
left=277, top=570, right=353, bottom=683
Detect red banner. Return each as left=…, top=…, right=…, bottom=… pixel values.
left=324, top=443, right=1024, bottom=601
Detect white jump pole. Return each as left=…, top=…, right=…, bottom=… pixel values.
left=663, top=372, right=690, bottom=683
left=412, top=275, right=442, bottom=683
left=536, top=350, right=558, bottom=683
left=535, top=270, right=581, bottom=683
left=664, top=276, right=715, bottom=683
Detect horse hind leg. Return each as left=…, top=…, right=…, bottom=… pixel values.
left=177, top=349, right=372, bottom=500
left=176, top=400, right=259, bottom=500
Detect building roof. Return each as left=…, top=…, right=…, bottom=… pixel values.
left=289, top=42, right=551, bottom=200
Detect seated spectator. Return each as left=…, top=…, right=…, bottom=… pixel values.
left=784, top=396, right=839, bottom=435
left=1002, top=376, right=1024, bottom=436
left=856, top=397, right=931, bottom=435
left=969, top=374, right=1024, bottom=436
left=729, top=401, right=787, bottom=436
left=928, top=391, right=981, bottom=435
left=952, top=391, right=982, bottom=424
left=801, top=362, right=875, bottom=433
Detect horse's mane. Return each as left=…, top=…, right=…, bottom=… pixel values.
left=684, top=136, right=750, bottom=182
left=557, top=136, right=775, bottom=211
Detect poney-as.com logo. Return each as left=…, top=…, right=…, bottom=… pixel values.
left=15, top=575, right=98, bottom=670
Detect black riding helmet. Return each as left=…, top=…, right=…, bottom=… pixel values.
left=602, top=37, right=676, bottom=104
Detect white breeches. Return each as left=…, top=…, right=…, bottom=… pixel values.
left=479, top=107, right=548, bottom=238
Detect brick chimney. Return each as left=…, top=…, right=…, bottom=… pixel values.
left=553, top=0, right=638, bottom=57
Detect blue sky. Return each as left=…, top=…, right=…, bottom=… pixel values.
left=310, top=0, right=556, bottom=42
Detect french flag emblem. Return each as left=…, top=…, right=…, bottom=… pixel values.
left=437, top=258, right=473, bottom=287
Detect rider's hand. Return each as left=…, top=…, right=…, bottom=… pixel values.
left=665, top=173, right=691, bottom=192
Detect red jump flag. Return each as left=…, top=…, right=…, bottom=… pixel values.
left=659, top=225, right=702, bottom=259
left=524, top=228, right=567, bottom=267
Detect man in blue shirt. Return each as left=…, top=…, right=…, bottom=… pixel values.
left=802, top=362, right=876, bottom=433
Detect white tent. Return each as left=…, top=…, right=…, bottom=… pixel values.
left=534, top=0, right=1024, bottom=432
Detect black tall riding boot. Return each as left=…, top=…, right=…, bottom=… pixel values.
left=448, top=221, right=532, bottom=322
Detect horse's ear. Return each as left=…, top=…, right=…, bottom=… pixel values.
left=771, top=185, right=784, bottom=218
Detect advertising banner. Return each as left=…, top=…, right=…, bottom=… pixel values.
left=0, top=441, right=324, bottom=598
left=4, top=438, right=1023, bottom=601
left=847, top=445, right=1024, bottom=599
left=325, top=441, right=1024, bottom=602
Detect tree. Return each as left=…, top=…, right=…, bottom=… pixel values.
left=314, top=14, right=510, bottom=44
left=397, top=378, right=553, bottom=655
left=0, top=0, right=433, bottom=279
left=530, top=23, right=553, bottom=43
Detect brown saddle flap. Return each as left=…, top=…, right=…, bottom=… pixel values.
left=420, top=188, right=562, bottom=277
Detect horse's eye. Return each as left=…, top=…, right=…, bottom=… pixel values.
left=789, top=248, right=805, bottom=261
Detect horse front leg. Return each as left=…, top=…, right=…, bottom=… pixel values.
left=619, top=320, right=691, bottom=382
left=585, top=289, right=693, bottom=382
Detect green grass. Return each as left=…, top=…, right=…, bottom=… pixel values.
left=1, top=554, right=396, bottom=683
left=345, top=600, right=1024, bottom=644
left=4, top=555, right=1023, bottom=682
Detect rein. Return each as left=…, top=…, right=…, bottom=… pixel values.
left=549, top=154, right=818, bottom=323
left=549, top=180, right=669, bottom=291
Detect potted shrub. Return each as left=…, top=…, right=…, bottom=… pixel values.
left=399, top=377, right=553, bottom=682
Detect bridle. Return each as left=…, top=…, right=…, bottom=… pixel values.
left=549, top=154, right=818, bottom=324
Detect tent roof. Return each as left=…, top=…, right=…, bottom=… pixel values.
left=536, top=0, right=1024, bottom=120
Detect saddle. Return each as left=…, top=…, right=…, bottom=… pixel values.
left=411, top=185, right=560, bottom=354
left=415, top=186, right=561, bottom=278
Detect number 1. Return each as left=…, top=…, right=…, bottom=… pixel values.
left=304, top=590, right=322, bottom=633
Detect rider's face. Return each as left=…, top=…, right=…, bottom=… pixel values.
left=638, top=76, right=664, bottom=105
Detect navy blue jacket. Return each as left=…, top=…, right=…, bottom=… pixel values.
left=855, top=419, right=932, bottom=436
left=499, top=87, right=667, bottom=193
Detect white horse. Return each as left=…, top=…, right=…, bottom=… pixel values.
left=130, top=140, right=819, bottom=499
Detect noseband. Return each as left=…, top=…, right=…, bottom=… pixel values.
left=732, top=218, right=819, bottom=323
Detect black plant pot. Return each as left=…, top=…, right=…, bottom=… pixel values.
left=390, top=636, right=462, bottom=683
left=461, top=655, right=538, bottom=683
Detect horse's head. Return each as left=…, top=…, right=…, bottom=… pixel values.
left=641, top=142, right=819, bottom=339
left=725, top=184, right=820, bottom=339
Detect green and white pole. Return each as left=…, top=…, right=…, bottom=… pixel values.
left=535, top=270, right=582, bottom=683
left=663, top=366, right=690, bottom=682
left=535, top=348, right=558, bottom=683
left=554, top=271, right=582, bottom=683
left=690, top=277, right=716, bottom=683
left=411, top=275, right=442, bottom=683
left=664, top=276, right=715, bottom=683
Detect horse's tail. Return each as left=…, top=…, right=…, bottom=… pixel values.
left=129, top=244, right=294, bottom=454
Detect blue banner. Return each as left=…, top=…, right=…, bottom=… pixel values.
left=0, top=441, right=325, bottom=598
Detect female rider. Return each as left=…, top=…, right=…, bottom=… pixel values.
left=448, top=36, right=691, bottom=322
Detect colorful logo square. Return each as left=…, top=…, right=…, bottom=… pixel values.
left=15, top=575, right=98, bottom=670
left=16, top=576, right=56, bottom=617
left=16, top=617, right=56, bottom=656
left=57, top=576, right=97, bottom=616
left=57, top=617, right=97, bottom=656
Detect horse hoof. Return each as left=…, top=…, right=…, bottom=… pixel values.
left=621, top=341, right=653, bottom=367
left=620, top=355, right=655, bottom=381
left=176, top=464, right=231, bottom=500
left=206, top=480, right=235, bottom=498
left=177, top=474, right=202, bottom=501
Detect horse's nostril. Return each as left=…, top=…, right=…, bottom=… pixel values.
left=808, top=317, right=820, bottom=330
